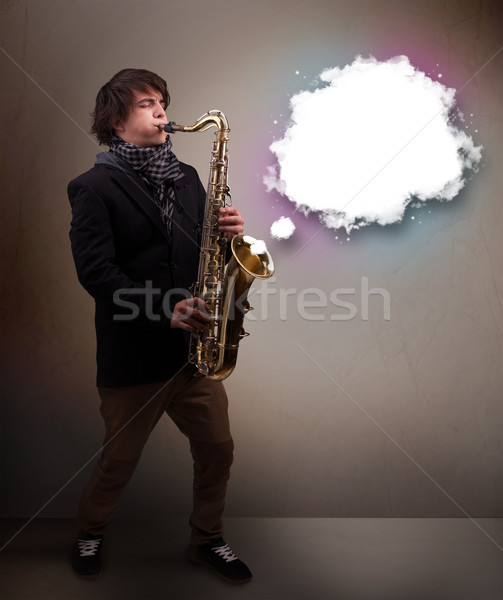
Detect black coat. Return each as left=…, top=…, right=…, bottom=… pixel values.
left=68, top=153, right=206, bottom=387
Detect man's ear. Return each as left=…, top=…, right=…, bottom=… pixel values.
left=113, top=121, right=124, bottom=133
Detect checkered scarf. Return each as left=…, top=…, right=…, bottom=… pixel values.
left=110, top=136, right=185, bottom=230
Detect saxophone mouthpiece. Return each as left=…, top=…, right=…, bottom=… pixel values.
left=157, top=121, right=178, bottom=133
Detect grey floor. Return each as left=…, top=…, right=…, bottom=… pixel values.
left=1, top=518, right=502, bottom=600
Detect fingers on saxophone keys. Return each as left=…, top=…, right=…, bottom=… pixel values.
left=171, top=298, right=210, bottom=331
left=190, top=297, right=210, bottom=315
left=219, top=207, right=243, bottom=223
left=177, top=315, right=208, bottom=333
left=186, top=299, right=210, bottom=331
left=191, top=313, right=210, bottom=331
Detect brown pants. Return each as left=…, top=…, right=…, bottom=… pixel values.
left=78, top=365, right=233, bottom=545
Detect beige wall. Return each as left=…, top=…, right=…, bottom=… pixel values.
left=1, top=0, right=502, bottom=518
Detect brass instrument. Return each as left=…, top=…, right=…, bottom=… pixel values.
left=159, top=111, right=274, bottom=380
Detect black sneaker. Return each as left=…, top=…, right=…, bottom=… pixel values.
left=188, top=537, right=252, bottom=584
left=71, top=530, right=103, bottom=577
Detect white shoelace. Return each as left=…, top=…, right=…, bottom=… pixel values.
left=77, top=538, right=102, bottom=557
left=212, top=543, right=238, bottom=563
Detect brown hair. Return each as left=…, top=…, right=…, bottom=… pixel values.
left=91, top=68, right=170, bottom=145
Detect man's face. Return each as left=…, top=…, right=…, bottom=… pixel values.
left=114, top=88, right=168, bottom=147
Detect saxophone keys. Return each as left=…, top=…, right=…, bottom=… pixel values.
left=205, top=275, right=218, bottom=288
left=207, top=259, right=219, bottom=272
left=242, top=300, right=253, bottom=313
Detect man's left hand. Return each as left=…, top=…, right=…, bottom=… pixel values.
left=218, top=206, right=244, bottom=241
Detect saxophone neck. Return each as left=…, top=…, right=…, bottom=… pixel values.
left=161, top=110, right=229, bottom=136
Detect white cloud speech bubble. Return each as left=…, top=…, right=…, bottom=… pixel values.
left=265, top=55, right=483, bottom=235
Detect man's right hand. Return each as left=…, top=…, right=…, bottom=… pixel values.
left=171, top=297, right=210, bottom=332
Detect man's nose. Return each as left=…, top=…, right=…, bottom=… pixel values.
left=154, top=102, right=165, bottom=118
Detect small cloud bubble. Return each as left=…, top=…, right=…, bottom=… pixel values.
left=270, top=216, right=296, bottom=240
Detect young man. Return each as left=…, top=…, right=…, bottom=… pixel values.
left=67, top=68, right=251, bottom=583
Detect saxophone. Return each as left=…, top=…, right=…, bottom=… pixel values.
left=158, top=111, right=274, bottom=380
